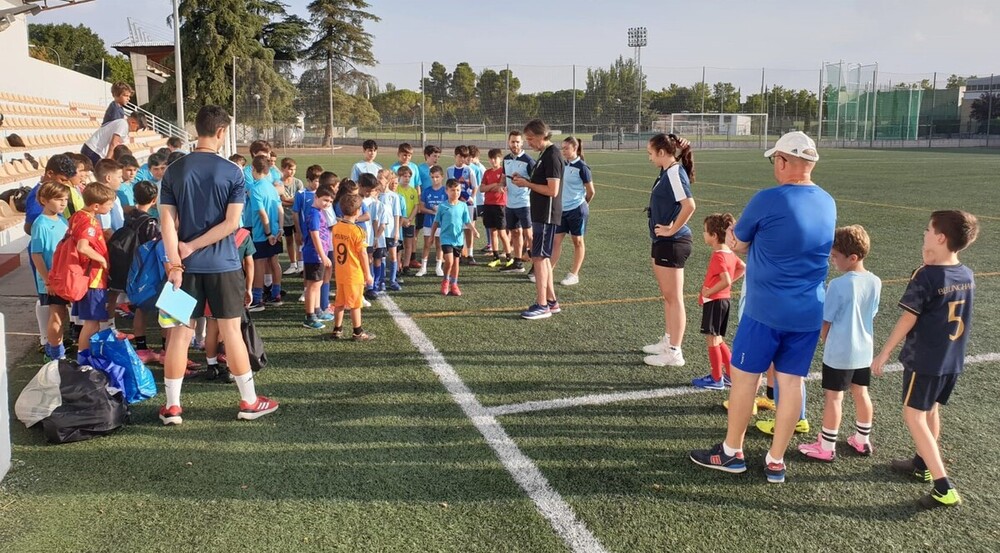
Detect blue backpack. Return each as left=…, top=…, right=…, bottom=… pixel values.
left=126, top=238, right=166, bottom=310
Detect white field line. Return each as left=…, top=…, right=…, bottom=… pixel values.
left=380, top=296, right=608, bottom=553
left=486, top=353, right=1000, bottom=418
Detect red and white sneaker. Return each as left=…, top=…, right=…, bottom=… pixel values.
left=847, top=435, right=873, bottom=456
left=159, top=405, right=183, bottom=426
left=441, top=279, right=450, bottom=296
left=450, top=283, right=462, bottom=297
left=798, top=438, right=836, bottom=462
left=237, top=395, right=280, bottom=420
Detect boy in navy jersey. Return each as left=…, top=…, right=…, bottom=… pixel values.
left=872, top=210, right=978, bottom=509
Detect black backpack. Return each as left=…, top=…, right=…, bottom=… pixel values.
left=107, top=212, right=153, bottom=291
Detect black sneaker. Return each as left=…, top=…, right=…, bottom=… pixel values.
left=500, top=260, right=526, bottom=273
left=264, top=296, right=284, bottom=307
left=890, top=458, right=932, bottom=483
left=205, top=364, right=235, bottom=383
left=466, top=256, right=478, bottom=266
left=363, top=289, right=379, bottom=301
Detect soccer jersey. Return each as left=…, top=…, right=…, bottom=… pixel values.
left=301, top=205, right=330, bottom=264
left=470, top=161, right=486, bottom=205
left=482, top=167, right=506, bottom=206
left=25, top=182, right=84, bottom=229
left=434, top=201, right=471, bottom=247
left=351, top=160, right=382, bottom=182
left=562, top=157, right=592, bottom=211
left=734, top=183, right=836, bottom=332
left=361, top=196, right=379, bottom=247
left=249, top=176, right=282, bottom=243
left=823, top=270, right=882, bottom=370
left=648, top=164, right=692, bottom=242
left=380, top=191, right=403, bottom=242
left=448, top=165, right=478, bottom=206
left=421, top=186, right=448, bottom=227
left=529, top=144, right=564, bottom=225
left=702, top=250, right=742, bottom=302
left=397, top=185, right=420, bottom=223
left=30, top=214, right=68, bottom=294
left=68, top=210, right=108, bottom=289
left=898, top=264, right=974, bottom=376
left=417, top=163, right=432, bottom=192
left=281, top=177, right=304, bottom=227
left=390, top=161, right=422, bottom=188
left=117, top=181, right=135, bottom=207
left=332, top=221, right=367, bottom=284
left=292, top=188, right=316, bottom=222
left=503, top=152, right=535, bottom=209
left=160, top=153, right=245, bottom=274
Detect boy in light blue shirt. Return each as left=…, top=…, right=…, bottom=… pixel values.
left=248, top=155, right=284, bottom=309
left=358, top=174, right=384, bottom=299
left=351, top=139, right=383, bottom=182
left=430, top=179, right=478, bottom=297
left=389, top=143, right=422, bottom=190
left=799, top=225, right=881, bottom=461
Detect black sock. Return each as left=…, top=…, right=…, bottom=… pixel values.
left=913, top=454, right=927, bottom=472
left=766, top=386, right=775, bottom=400
left=333, top=326, right=342, bottom=333
left=72, top=324, right=82, bottom=341
left=933, top=477, right=952, bottom=494
left=353, top=326, right=363, bottom=336
left=135, top=336, right=147, bottom=350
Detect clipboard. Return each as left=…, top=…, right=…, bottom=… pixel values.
left=155, top=285, right=197, bottom=327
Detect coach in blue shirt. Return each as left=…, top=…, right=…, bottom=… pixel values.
left=690, top=132, right=836, bottom=483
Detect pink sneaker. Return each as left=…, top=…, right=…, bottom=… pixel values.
left=159, top=405, right=183, bottom=426
left=238, top=395, right=280, bottom=420
left=798, top=438, right=836, bottom=462
left=847, top=435, right=873, bottom=456
left=136, top=349, right=160, bottom=364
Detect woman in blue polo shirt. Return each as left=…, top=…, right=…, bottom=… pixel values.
left=551, top=136, right=594, bottom=287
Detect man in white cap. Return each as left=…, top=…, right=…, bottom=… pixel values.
left=689, top=132, right=836, bottom=483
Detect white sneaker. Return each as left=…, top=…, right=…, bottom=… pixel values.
left=528, top=273, right=536, bottom=283
left=560, top=272, right=579, bottom=286
left=435, top=265, right=444, bottom=277
left=283, top=265, right=298, bottom=275
left=298, top=293, right=306, bottom=302
left=644, top=348, right=685, bottom=367
left=641, top=334, right=672, bottom=354
left=294, top=264, right=304, bottom=274
left=415, top=265, right=428, bottom=277
left=362, top=298, right=372, bottom=308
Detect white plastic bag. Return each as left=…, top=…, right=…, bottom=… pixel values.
left=15, top=360, right=63, bottom=428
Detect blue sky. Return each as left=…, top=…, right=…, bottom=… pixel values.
left=33, top=0, right=998, bottom=94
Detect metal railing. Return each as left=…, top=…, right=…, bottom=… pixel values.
left=124, top=103, right=190, bottom=144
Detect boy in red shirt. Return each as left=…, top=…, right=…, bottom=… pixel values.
left=481, top=148, right=513, bottom=268
left=66, top=183, right=117, bottom=361
left=692, top=213, right=746, bottom=390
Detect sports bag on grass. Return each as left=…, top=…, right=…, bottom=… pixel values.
left=89, top=328, right=157, bottom=404
left=41, top=361, right=126, bottom=444
left=15, top=360, right=63, bottom=428
left=241, top=309, right=267, bottom=372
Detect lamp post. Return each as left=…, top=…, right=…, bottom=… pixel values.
left=29, top=44, right=61, bottom=67
left=628, top=26, right=647, bottom=146
left=438, top=99, right=444, bottom=145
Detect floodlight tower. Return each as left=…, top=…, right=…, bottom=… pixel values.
left=628, top=27, right=647, bottom=137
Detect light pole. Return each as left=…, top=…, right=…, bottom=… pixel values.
left=29, top=44, right=61, bottom=67
left=172, top=0, right=185, bottom=130
left=253, top=93, right=261, bottom=139
left=628, top=26, right=647, bottom=145
left=616, top=98, right=623, bottom=150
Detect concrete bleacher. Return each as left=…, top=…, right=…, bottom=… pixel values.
left=0, top=91, right=170, bottom=257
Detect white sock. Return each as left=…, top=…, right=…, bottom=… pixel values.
left=722, top=442, right=741, bottom=457
left=820, top=427, right=838, bottom=451
left=35, top=300, right=48, bottom=346
left=207, top=356, right=218, bottom=366
left=234, top=371, right=258, bottom=404
left=436, top=260, right=442, bottom=268
left=164, top=377, right=183, bottom=408
left=765, top=452, right=783, bottom=466
left=264, top=274, right=273, bottom=287
left=420, top=258, right=428, bottom=269
left=855, top=421, right=872, bottom=445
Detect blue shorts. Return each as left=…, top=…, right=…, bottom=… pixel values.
left=252, top=240, right=284, bottom=260
left=505, top=206, right=531, bottom=230
left=557, top=203, right=589, bottom=236
left=530, top=222, right=557, bottom=259
left=71, top=288, right=109, bottom=322
left=730, top=316, right=820, bottom=377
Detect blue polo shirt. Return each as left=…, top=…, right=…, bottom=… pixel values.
left=648, top=164, right=692, bottom=242
left=562, top=157, right=592, bottom=211
left=504, top=152, right=535, bottom=209
left=434, top=201, right=470, bottom=247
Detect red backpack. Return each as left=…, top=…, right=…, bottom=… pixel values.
left=47, top=234, right=92, bottom=302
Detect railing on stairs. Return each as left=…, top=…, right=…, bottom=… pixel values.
left=123, top=103, right=191, bottom=146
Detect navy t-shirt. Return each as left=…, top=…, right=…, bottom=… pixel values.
left=734, top=183, right=836, bottom=332
left=898, top=264, right=974, bottom=376
left=159, top=152, right=244, bottom=274
left=648, top=164, right=692, bottom=242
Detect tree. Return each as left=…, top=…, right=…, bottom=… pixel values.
left=104, top=54, right=134, bottom=85
left=585, top=56, right=647, bottom=126
left=450, top=62, right=477, bottom=112
left=298, top=65, right=379, bottom=135
left=28, top=23, right=106, bottom=76
left=423, top=61, right=450, bottom=103
left=370, top=88, right=422, bottom=125
left=711, top=82, right=740, bottom=113
left=475, top=68, right=520, bottom=124
left=970, top=92, right=1000, bottom=132
left=946, top=74, right=978, bottom=89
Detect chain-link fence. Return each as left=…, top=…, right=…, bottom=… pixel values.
left=228, top=57, right=998, bottom=152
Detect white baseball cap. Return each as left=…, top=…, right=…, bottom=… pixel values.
left=764, top=131, right=819, bottom=162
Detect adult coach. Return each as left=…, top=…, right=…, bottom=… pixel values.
left=511, top=119, right=563, bottom=320
left=158, top=105, right=279, bottom=426
left=81, top=113, right=145, bottom=165
left=690, top=132, right=835, bottom=483
left=500, top=131, right=535, bottom=274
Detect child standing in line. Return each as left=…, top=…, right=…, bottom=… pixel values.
left=551, top=136, right=595, bottom=286
left=430, top=179, right=479, bottom=297
left=248, top=155, right=284, bottom=310
left=691, top=213, right=746, bottom=391
left=301, top=185, right=335, bottom=329
left=378, top=169, right=404, bottom=291
left=389, top=143, right=423, bottom=189
left=447, top=145, right=479, bottom=265
left=414, top=145, right=442, bottom=265
left=481, top=148, right=512, bottom=268
left=125, top=181, right=166, bottom=364
left=30, top=183, right=70, bottom=360
left=415, top=166, right=446, bottom=277
left=799, top=225, right=881, bottom=461
left=280, top=157, right=304, bottom=275
left=872, top=210, right=978, bottom=508
left=468, top=145, right=487, bottom=252
left=116, top=154, right=140, bottom=211
left=351, top=139, right=382, bottom=182
left=64, top=183, right=116, bottom=361
left=330, top=194, right=375, bottom=341
left=358, top=174, right=384, bottom=299
left=396, top=166, right=420, bottom=276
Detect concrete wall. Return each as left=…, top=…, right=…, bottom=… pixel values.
left=0, top=0, right=111, bottom=106
left=1, top=313, right=10, bottom=483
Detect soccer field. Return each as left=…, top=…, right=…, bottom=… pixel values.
left=3, top=148, right=1000, bottom=552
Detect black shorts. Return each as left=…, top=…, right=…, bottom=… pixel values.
left=283, top=225, right=296, bottom=237
left=252, top=240, right=284, bottom=260
left=476, top=205, right=487, bottom=218
left=505, top=206, right=531, bottom=230
left=402, top=225, right=415, bottom=238
left=181, top=270, right=246, bottom=320
left=700, top=299, right=731, bottom=337
left=482, top=205, right=505, bottom=230
left=530, top=223, right=557, bottom=259
left=902, top=369, right=958, bottom=411
left=303, top=262, right=324, bottom=282
left=822, top=364, right=871, bottom=391
left=386, top=239, right=400, bottom=248
left=651, top=237, right=692, bottom=268
left=441, top=244, right=461, bottom=255
left=368, top=246, right=385, bottom=260
left=39, top=293, right=70, bottom=306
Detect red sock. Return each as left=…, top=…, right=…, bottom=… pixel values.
left=708, top=345, right=723, bottom=381
left=719, top=342, right=732, bottom=377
